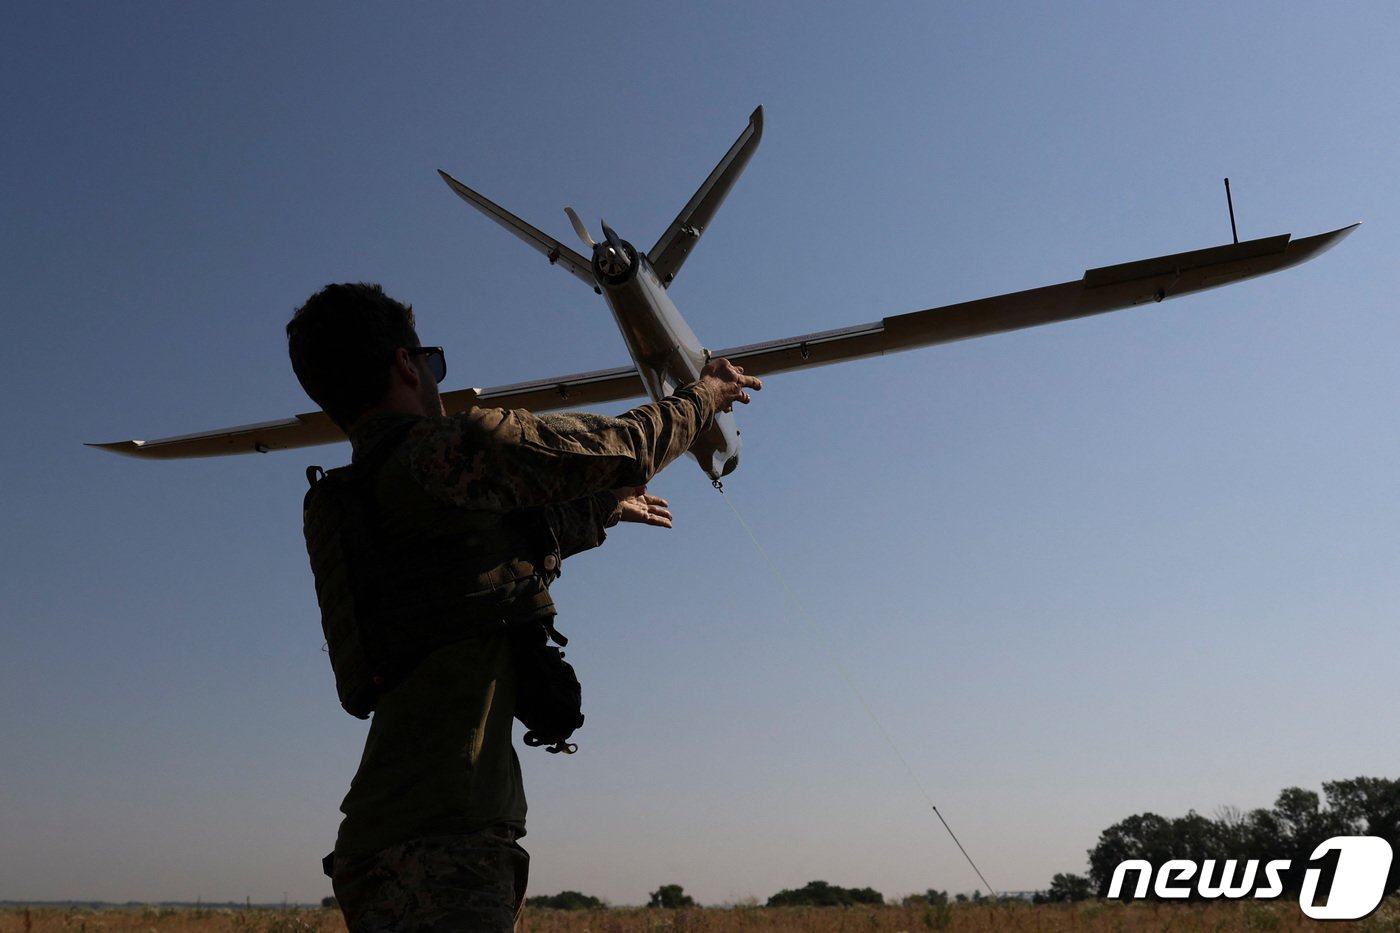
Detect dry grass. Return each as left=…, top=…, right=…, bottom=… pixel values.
left=0, top=906, right=342, bottom=933
left=3, top=899, right=1398, bottom=933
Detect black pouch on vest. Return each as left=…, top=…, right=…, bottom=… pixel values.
left=510, top=619, right=583, bottom=754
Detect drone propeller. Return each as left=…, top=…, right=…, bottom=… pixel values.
left=564, top=207, right=595, bottom=248
left=564, top=208, right=631, bottom=277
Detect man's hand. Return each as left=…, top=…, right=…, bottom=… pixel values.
left=613, top=486, right=673, bottom=528
left=699, top=358, right=763, bottom=413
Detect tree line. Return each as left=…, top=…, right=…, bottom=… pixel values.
left=528, top=880, right=891, bottom=910
left=523, top=776, right=1397, bottom=910
left=1083, top=776, right=1399, bottom=900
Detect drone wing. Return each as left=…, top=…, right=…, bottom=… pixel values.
left=90, top=223, right=1356, bottom=459
left=88, top=364, right=645, bottom=459
left=708, top=224, right=1359, bottom=378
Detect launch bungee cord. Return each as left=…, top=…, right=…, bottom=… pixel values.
left=718, top=487, right=998, bottom=899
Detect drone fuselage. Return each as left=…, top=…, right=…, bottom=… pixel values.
left=591, top=235, right=740, bottom=479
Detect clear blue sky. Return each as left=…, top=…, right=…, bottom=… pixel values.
left=3, top=1, right=1395, bottom=907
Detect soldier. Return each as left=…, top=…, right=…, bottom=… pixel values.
left=287, top=283, right=760, bottom=932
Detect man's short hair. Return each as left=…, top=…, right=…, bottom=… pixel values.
left=287, top=283, right=419, bottom=431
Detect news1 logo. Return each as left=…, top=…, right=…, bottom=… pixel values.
left=1108, top=836, right=1394, bottom=920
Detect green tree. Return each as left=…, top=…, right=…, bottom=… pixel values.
left=1046, top=873, right=1092, bottom=902
left=1268, top=786, right=1353, bottom=894
left=648, top=884, right=695, bottom=909
left=526, top=890, right=605, bottom=910
left=901, top=889, right=949, bottom=906
left=766, top=880, right=884, bottom=907
left=1322, top=777, right=1400, bottom=896
left=1085, top=777, right=1400, bottom=901
left=1087, top=812, right=1175, bottom=897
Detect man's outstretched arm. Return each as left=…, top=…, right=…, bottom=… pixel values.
left=412, top=360, right=761, bottom=512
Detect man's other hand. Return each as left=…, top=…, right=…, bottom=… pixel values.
left=613, top=487, right=673, bottom=528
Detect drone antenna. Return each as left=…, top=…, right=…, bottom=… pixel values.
left=1224, top=178, right=1239, bottom=244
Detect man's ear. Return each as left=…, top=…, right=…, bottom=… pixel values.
left=390, top=347, right=421, bottom=388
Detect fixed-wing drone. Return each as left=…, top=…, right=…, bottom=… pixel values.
left=93, top=106, right=1356, bottom=481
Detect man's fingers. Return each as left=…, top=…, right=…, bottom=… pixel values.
left=700, top=358, right=761, bottom=414
left=615, top=488, right=673, bottom=528
left=643, top=503, right=673, bottom=527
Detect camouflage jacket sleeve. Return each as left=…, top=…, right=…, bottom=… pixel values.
left=408, top=381, right=718, bottom=512
left=543, top=491, right=622, bottom=560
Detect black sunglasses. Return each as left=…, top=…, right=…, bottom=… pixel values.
left=406, top=346, right=447, bottom=384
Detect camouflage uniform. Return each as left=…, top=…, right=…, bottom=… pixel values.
left=332, top=827, right=529, bottom=932
left=327, top=383, right=717, bottom=933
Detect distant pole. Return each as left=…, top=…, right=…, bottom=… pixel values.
left=1224, top=178, right=1239, bottom=244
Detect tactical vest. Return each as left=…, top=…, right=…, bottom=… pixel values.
left=302, top=419, right=560, bottom=719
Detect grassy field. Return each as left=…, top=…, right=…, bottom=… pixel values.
left=3, top=900, right=1398, bottom=932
